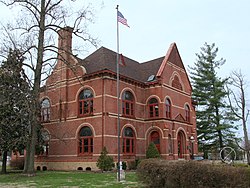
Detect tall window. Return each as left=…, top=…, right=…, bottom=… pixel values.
left=148, top=98, right=159, bottom=118
left=41, top=98, right=50, bottom=122
left=168, top=134, right=173, bottom=154
left=122, top=91, right=134, bottom=117
left=123, top=127, right=135, bottom=154
left=165, top=98, right=171, bottom=119
left=150, top=131, right=160, bottom=152
left=41, top=130, right=50, bottom=156
left=78, top=126, right=93, bottom=155
left=79, top=88, right=93, bottom=116
left=185, top=104, right=190, bottom=122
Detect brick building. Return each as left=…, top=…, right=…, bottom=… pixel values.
left=37, top=27, right=197, bottom=171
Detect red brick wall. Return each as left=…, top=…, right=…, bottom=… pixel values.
left=36, top=28, right=197, bottom=171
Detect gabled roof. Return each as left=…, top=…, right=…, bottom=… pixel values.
left=157, top=43, right=185, bottom=77
left=78, top=45, right=184, bottom=83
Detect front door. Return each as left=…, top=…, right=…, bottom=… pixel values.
left=150, top=131, right=160, bottom=153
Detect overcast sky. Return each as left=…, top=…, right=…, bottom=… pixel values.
left=87, top=1, right=250, bottom=138
left=1, top=1, right=249, bottom=79
left=85, top=0, right=250, bottom=79
left=0, top=0, right=249, bottom=136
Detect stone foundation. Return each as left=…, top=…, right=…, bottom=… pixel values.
left=35, top=161, right=99, bottom=171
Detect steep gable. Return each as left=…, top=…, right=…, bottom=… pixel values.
left=156, top=43, right=185, bottom=77
left=156, top=43, right=192, bottom=93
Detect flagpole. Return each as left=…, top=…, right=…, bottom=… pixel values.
left=116, top=4, right=121, bottom=182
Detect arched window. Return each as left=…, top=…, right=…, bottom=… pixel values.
left=78, top=126, right=93, bottom=155
left=79, top=88, right=93, bottom=116
left=122, top=91, right=134, bottom=117
left=166, top=98, right=171, bottom=119
left=41, top=130, right=50, bottom=156
left=122, top=127, right=135, bottom=154
left=150, top=131, right=160, bottom=153
left=177, top=131, right=186, bottom=158
left=172, top=75, right=183, bottom=90
left=185, top=104, right=190, bottom=122
left=168, top=134, right=173, bottom=154
left=148, top=98, right=159, bottom=118
left=41, top=98, right=50, bottom=122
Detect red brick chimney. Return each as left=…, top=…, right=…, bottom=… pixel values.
left=57, top=26, right=73, bottom=53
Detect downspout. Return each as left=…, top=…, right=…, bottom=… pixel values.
left=101, top=76, right=105, bottom=149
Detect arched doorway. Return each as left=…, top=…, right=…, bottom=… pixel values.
left=150, top=131, right=160, bottom=153
left=177, top=131, right=186, bottom=158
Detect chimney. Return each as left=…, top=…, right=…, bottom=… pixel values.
left=57, top=26, right=73, bottom=53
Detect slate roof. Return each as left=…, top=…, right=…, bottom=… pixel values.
left=78, top=47, right=164, bottom=83
left=78, top=44, right=185, bottom=83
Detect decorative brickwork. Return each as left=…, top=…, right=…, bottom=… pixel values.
left=33, top=27, right=198, bottom=171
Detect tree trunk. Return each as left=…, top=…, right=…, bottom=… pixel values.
left=243, top=124, right=250, bottom=165
left=246, top=151, right=250, bottom=165
left=218, top=129, right=224, bottom=158
left=23, top=0, right=46, bottom=176
left=23, top=111, right=37, bottom=176
left=242, top=112, right=250, bottom=165
left=1, top=150, right=7, bottom=174
left=215, top=106, right=224, bottom=158
left=23, top=138, right=31, bottom=173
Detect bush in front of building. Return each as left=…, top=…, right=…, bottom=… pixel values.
left=137, top=159, right=250, bottom=188
left=127, top=159, right=141, bottom=170
left=146, top=142, right=160, bottom=159
left=10, top=158, right=24, bottom=170
left=96, top=147, right=115, bottom=172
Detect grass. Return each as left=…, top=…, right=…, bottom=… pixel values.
left=0, top=170, right=143, bottom=188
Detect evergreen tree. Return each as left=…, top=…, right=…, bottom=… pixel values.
left=146, top=142, right=160, bottom=158
left=0, top=49, right=31, bottom=173
left=189, top=43, right=237, bottom=156
left=96, top=147, right=115, bottom=172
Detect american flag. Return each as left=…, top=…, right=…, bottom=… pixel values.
left=118, top=11, right=130, bottom=27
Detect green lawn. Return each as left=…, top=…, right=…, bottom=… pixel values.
left=0, top=171, right=143, bottom=188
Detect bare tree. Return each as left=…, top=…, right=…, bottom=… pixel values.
left=227, top=70, right=250, bottom=165
left=0, top=0, right=97, bottom=176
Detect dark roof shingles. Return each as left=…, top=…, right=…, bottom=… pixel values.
left=79, top=47, right=163, bottom=83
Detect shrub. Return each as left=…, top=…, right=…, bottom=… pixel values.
left=96, top=147, right=114, bottom=172
left=10, top=158, right=24, bottom=170
left=127, top=159, right=141, bottom=170
left=137, top=159, right=250, bottom=188
left=146, top=142, right=160, bottom=159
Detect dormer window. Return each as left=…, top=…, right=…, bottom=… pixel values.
left=147, top=75, right=155, bottom=82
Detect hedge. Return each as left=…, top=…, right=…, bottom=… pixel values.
left=137, top=159, right=250, bottom=188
